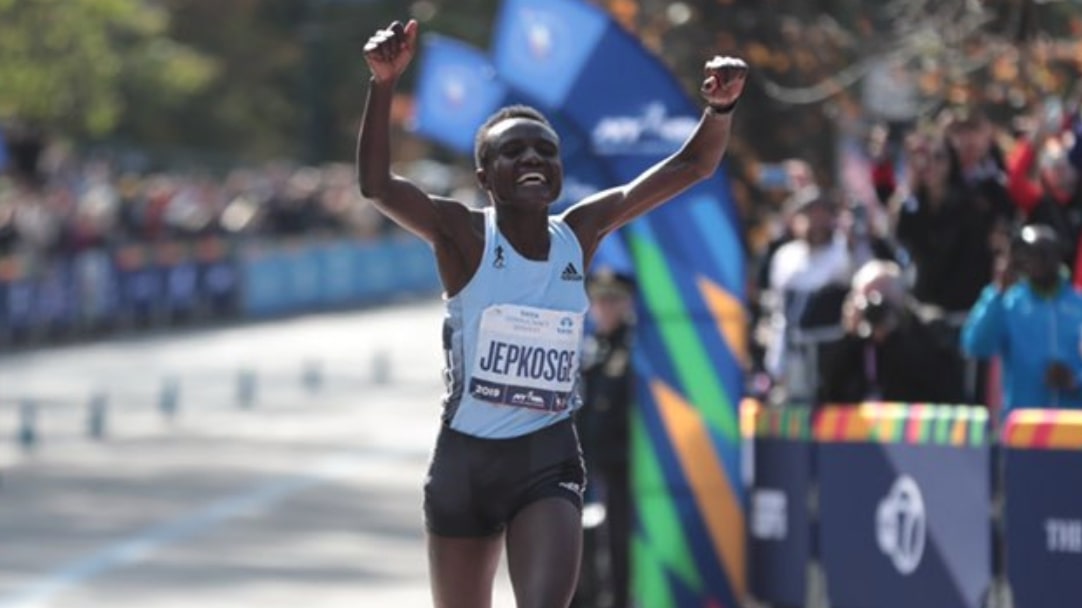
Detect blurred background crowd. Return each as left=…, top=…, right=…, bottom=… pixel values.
left=5, top=1, right=1082, bottom=414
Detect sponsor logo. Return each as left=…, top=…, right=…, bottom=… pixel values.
left=509, top=390, right=547, bottom=409
left=876, top=475, right=926, bottom=575
left=1046, top=518, right=1082, bottom=554
left=750, top=489, right=787, bottom=541
left=591, top=103, right=699, bottom=156
left=493, top=245, right=506, bottom=269
left=561, top=263, right=583, bottom=281
left=557, top=316, right=576, bottom=336
left=558, top=481, right=583, bottom=496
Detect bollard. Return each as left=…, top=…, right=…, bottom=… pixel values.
left=87, top=392, right=108, bottom=440
left=159, top=377, right=180, bottom=419
left=17, top=399, right=38, bottom=451
left=302, top=359, right=323, bottom=393
left=371, top=350, right=391, bottom=385
left=237, top=369, right=257, bottom=408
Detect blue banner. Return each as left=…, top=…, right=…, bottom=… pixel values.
left=284, top=243, right=323, bottom=311
left=818, top=443, right=991, bottom=608
left=353, top=239, right=396, bottom=300
left=240, top=237, right=441, bottom=318
left=316, top=241, right=360, bottom=307
left=412, top=35, right=509, bottom=153
left=241, top=245, right=289, bottom=317
left=1004, top=449, right=1082, bottom=608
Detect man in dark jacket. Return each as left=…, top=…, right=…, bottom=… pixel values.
left=818, top=260, right=966, bottom=405
left=574, top=270, right=636, bottom=608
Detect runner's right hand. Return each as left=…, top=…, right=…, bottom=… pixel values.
left=364, top=19, right=418, bottom=83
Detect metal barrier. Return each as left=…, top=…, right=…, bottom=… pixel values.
left=746, top=402, right=815, bottom=608
left=1002, top=409, right=1082, bottom=608
left=815, top=403, right=991, bottom=608
left=746, top=402, right=995, bottom=608
left=0, top=235, right=441, bottom=350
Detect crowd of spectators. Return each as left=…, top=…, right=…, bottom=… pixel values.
left=749, top=99, right=1082, bottom=419
left=5, top=92, right=1082, bottom=420
left=0, top=141, right=417, bottom=262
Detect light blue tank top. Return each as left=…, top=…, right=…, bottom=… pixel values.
left=441, top=207, right=590, bottom=438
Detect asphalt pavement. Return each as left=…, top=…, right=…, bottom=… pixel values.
left=0, top=299, right=516, bottom=607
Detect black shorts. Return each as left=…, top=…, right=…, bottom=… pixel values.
left=424, top=418, right=586, bottom=537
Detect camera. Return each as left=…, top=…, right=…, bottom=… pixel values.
left=853, top=289, right=895, bottom=339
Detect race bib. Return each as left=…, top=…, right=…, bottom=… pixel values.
left=469, top=304, right=583, bottom=411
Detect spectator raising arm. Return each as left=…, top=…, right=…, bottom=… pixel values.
left=960, top=284, right=1008, bottom=359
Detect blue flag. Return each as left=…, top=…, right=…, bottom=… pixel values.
left=412, top=35, right=508, bottom=154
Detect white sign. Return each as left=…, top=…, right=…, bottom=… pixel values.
left=1046, top=519, right=1082, bottom=554
left=751, top=488, right=788, bottom=541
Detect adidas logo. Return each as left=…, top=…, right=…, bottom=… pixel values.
left=561, top=263, right=583, bottom=281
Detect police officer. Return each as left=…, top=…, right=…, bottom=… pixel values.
left=574, top=270, right=636, bottom=608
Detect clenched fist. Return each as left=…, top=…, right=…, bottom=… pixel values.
left=363, top=19, right=419, bottom=83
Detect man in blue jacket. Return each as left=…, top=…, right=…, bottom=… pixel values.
left=962, top=224, right=1082, bottom=416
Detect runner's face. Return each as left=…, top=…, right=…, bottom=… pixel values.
left=479, top=118, right=562, bottom=209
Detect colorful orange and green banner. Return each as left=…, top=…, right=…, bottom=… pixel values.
left=814, top=403, right=989, bottom=447
left=1003, top=408, right=1082, bottom=450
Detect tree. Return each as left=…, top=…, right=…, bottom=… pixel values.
left=0, top=0, right=215, bottom=136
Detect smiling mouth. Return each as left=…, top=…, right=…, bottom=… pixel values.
left=516, top=172, right=548, bottom=185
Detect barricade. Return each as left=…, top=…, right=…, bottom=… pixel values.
left=0, top=234, right=439, bottom=343
left=815, top=403, right=991, bottom=608
left=240, top=236, right=439, bottom=318
left=1002, top=409, right=1082, bottom=608
left=746, top=402, right=814, bottom=608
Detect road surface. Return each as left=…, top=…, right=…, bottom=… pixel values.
left=0, top=299, right=518, bottom=607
